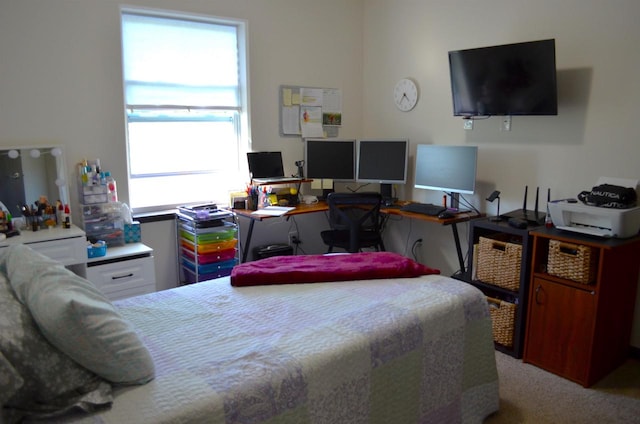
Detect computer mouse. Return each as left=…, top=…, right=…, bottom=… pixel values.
left=438, top=211, right=455, bottom=219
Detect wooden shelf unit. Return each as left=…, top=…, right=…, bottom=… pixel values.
left=523, top=228, right=640, bottom=387
left=459, top=218, right=539, bottom=358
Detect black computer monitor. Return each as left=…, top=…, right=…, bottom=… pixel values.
left=414, top=144, right=478, bottom=209
left=356, top=139, right=409, bottom=202
left=304, top=138, right=356, bottom=180
left=305, top=138, right=355, bottom=198
left=247, top=152, right=285, bottom=179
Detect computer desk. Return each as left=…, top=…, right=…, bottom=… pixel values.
left=234, top=201, right=481, bottom=273
left=234, top=202, right=328, bottom=263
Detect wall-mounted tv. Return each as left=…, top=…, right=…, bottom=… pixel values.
left=448, top=39, right=557, bottom=117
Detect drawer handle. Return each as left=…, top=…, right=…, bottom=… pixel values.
left=535, top=284, right=542, bottom=305
left=112, top=273, right=134, bottom=280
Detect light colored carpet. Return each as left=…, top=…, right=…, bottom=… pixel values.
left=485, top=351, right=640, bottom=423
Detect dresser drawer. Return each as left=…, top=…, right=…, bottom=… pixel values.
left=87, top=255, right=156, bottom=301
left=25, top=236, right=86, bottom=266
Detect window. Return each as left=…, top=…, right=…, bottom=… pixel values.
left=120, top=9, right=249, bottom=212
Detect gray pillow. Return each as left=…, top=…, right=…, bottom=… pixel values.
left=3, top=244, right=155, bottom=385
left=0, top=270, right=112, bottom=422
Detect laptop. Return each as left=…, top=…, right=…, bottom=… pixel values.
left=247, top=151, right=300, bottom=184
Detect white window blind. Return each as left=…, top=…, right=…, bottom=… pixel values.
left=121, top=10, right=248, bottom=212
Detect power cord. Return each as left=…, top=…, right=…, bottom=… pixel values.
left=410, top=238, right=423, bottom=262
left=288, top=217, right=306, bottom=255
left=447, top=191, right=481, bottom=215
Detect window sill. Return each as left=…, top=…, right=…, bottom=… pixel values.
left=133, top=209, right=177, bottom=224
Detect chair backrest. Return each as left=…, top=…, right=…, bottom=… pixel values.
left=326, top=192, right=383, bottom=252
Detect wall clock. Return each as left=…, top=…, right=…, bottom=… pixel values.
left=393, top=78, right=419, bottom=112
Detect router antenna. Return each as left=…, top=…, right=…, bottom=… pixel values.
left=535, top=186, right=540, bottom=215
left=522, top=186, right=528, bottom=211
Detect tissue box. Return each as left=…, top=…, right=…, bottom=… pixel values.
left=124, top=221, right=141, bottom=243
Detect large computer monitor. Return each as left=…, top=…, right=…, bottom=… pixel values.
left=304, top=138, right=356, bottom=180
left=356, top=139, right=409, bottom=201
left=414, top=144, right=478, bottom=209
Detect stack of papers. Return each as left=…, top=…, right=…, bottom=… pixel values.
left=250, top=206, right=295, bottom=216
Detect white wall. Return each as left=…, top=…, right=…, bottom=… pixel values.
left=2, top=0, right=640, bottom=347
left=0, top=0, right=363, bottom=287
left=361, top=0, right=640, bottom=347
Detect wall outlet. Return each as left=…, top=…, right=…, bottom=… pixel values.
left=501, top=115, right=512, bottom=131
left=463, top=119, right=474, bottom=130
left=288, top=231, right=299, bottom=245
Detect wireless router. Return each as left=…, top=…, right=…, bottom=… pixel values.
left=501, top=186, right=548, bottom=225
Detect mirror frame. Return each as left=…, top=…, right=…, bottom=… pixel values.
left=0, top=145, right=69, bottom=216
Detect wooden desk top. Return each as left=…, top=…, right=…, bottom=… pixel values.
left=233, top=201, right=328, bottom=220
left=382, top=206, right=481, bottom=224
left=234, top=200, right=482, bottom=225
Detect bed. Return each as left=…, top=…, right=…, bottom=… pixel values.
left=1, top=245, right=499, bottom=423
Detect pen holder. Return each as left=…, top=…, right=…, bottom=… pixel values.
left=247, top=194, right=258, bottom=211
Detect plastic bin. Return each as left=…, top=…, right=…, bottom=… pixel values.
left=180, top=238, right=237, bottom=254
left=180, top=247, right=236, bottom=264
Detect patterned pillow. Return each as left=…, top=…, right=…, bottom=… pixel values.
left=0, top=270, right=112, bottom=422
left=3, top=244, right=155, bottom=385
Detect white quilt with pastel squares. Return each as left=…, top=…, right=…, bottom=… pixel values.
left=69, top=274, right=499, bottom=423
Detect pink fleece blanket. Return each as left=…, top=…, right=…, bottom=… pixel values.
left=230, top=252, right=440, bottom=287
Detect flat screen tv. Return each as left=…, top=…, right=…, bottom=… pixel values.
left=304, top=138, right=356, bottom=181
left=356, top=139, right=409, bottom=201
left=448, top=39, right=557, bottom=117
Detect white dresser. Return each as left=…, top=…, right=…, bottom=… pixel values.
left=0, top=224, right=87, bottom=276
left=86, top=243, right=156, bottom=301
left=1, top=225, right=156, bottom=301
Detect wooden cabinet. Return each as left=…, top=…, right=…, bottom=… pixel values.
left=524, top=228, right=640, bottom=387
left=459, top=218, right=538, bottom=358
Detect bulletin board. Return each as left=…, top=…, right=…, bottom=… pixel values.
left=279, top=85, right=342, bottom=138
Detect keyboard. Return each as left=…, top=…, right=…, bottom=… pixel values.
left=400, top=203, right=447, bottom=216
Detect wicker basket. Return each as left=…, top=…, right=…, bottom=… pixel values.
left=477, top=236, right=522, bottom=291
left=547, top=239, right=597, bottom=284
left=487, top=297, right=516, bottom=347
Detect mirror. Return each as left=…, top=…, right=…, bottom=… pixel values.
left=0, top=146, right=69, bottom=217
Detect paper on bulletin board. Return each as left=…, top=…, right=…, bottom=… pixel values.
left=300, top=106, right=323, bottom=138
left=321, top=88, right=342, bottom=126
left=282, top=105, right=300, bottom=135
left=300, top=88, right=323, bottom=106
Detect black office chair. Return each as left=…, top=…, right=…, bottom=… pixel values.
left=320, top=192, right=386, bottom=253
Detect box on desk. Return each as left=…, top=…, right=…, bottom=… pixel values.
left=124, top=221, right=141, bottom=243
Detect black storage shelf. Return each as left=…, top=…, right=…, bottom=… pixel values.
left=459, top=217, right=541, bottom=358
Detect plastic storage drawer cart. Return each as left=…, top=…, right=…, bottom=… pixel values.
left=79, top=202, right=125, bottom=247
left=177, top=205, right=239, bottom=284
